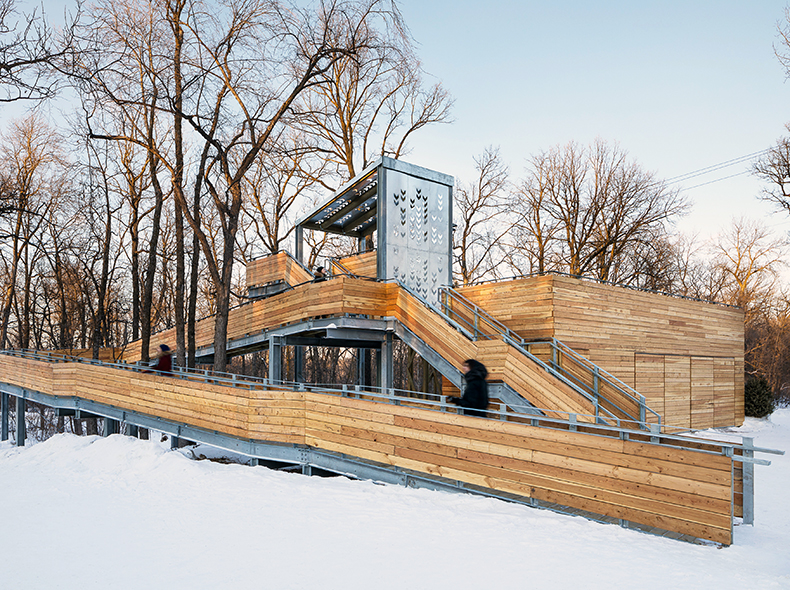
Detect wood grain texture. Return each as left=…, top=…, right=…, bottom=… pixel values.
left=458, top=275, right=744, bottom=429
left=337, top=251, right=378, bottom=278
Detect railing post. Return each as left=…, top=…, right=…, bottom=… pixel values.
left=743, top=437, right=755, bottom=525
left=639, top=395, right=646, bottom=426
left=650, top=423, right=660, bottom=444
left=569, top=413, right=577, bottom=432
left=593, top=366, right=599, bottom=400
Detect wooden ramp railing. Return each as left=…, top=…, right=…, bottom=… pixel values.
left=0, top=351, right=749, bottom=545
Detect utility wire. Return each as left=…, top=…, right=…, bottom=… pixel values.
left=666, top=148, right=770, bottom=187
left=682, top=171, right=750, bottom=191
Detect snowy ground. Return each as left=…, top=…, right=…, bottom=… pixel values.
left=1, top=411, right=788, bottom=590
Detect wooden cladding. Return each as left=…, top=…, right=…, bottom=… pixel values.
left=246, top=251, right=313, bottom=289
left=337, top=251, right=378, bottom=278
left=0, top=353, right=735, bottom=544
left=458, top=275, right=745, bottom=429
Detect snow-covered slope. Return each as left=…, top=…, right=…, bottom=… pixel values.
left=1, top=411, right=788, bottom=590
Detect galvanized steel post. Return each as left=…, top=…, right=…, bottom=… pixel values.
left=379, top=332, right=394, bottom=390
left=15, top=395, right=25, bottom=446
left=269, top=335, right=283, bottom=383
left=1, top=391, right=8, bottom=441
left=742, top=436, right=755, bottom=525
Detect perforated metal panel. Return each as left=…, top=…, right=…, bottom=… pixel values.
left=379, top=166, right=452, bottom=305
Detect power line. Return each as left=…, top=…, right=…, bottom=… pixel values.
left=682, top=170, right=750, bottom=191
left=665, top=148, right=770, bottom=187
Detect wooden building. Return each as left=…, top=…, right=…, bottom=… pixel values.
left=457, top=275, right=744, bottom=429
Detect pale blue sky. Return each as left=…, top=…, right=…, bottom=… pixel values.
left=397, top=1, right=790, bottom=244
left=6, top=1, right=790, bottom=246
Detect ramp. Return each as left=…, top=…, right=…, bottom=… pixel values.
left=1, top=349, right=781, bottom=546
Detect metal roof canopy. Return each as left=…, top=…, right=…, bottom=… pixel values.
left=296, top=157, right=455, bottom=239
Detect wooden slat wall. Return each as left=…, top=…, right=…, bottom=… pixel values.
left=303, top=391, right=734, bottom=545
left=455, top=276, right=556, bottom=340
left=635, top=353, right=665, bottom=423
left=713, top=358, right=735, bottom=426
left=0, top=353, right=736, bottom=544
left=459, top=275, right=745, bottom=429
left=665, top=356, right=691, bottom=428
left=246, top=251, right=313, bottom=288
left=337, top=251, right=378, bottom=278
left=691, top=357, right=715, bottom=429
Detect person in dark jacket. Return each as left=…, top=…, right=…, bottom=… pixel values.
left=450, top=358, right=489, bottom=417
left=150, top=344, right=173, bottom=375
left=313, top=266, right=327, bottom=282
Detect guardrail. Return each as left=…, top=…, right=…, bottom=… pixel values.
left=0, top=348, right=776, bottom=457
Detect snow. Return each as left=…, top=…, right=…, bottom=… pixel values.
left=1, top=411, right=788, bottom=590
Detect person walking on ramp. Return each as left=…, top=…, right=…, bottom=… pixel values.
left=450, top=359, right=489, bottom=417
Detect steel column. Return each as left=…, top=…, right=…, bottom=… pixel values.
left=1, top=392, right=8, bottom=441
left=357, top=351, right=366, bottom=386
left=379, top=332, right=394, bottom=390
left=294, top=346, right=304, bottom=383
left=127, top=424, right=139, bottom=438
left=294, top=226, right=304, bottom=264
left=269, top=336, right=283, bottom=383
left=15, top=395, right=25, bottom=446
left=743, top=436, right=755, bottom=525
left=102, top=418, right=119, bottom=437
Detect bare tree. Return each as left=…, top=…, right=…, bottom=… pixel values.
left=453, top=146, right=512, bottom=285
left=711, top=217, right=787, bottom=320
left=0, top=0, right=79, bottom=101
left=298, top=15, right=452, bottom=182
left=753, top=129, right=790, bottom=216
left=0, top=114, right=67, bottom=347
left=507, top=140, right=687, bottom=283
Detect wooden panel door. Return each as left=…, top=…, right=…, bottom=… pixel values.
left=691, top=357, right=715, bottom=429
left=635, top=353, right=665, bottom=424
left=664, top=355, right=691, bottom=428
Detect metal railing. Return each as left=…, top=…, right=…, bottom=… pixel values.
left=0, top=348, right=781, bottom=463
left=437, top=285, right=661, bottom=428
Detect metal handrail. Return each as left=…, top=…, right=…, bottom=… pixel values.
left=437, top=286, right=660, bottom=427
left=0, top=348, right=780, bottom=461
left=326, top=257, right=356, bottom=278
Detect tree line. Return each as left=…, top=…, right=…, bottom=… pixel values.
left=1, top=0, right=789, bottom=407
